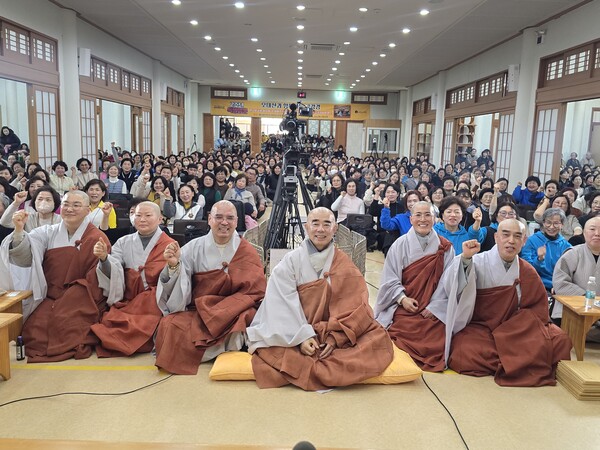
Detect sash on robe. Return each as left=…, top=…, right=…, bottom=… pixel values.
left=154, top=239, right=265, bottom=375
left=251, top=249, right=393, bottom=390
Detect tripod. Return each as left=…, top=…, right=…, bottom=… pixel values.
left=263, top=149, right=314, bottom=251
left=189, top=134, right=198, bottom=154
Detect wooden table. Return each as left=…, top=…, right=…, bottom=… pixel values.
left=0, top=290, right=31, bottom=341
left=554, top=295, right=600, bottom=361
left=0, top=313, right=23, bottom=380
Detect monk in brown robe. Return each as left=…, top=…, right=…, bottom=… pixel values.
left=155, top=200, right=266, bottom=375
left=375, top=201, right=455, bottom=372
left=445, top=220, right=572, bottom=386
left=91, top=201, right=175, bottom=357
left=6, top=191, right=111, bottom=362
left=247, top=207, right=393, bottom=390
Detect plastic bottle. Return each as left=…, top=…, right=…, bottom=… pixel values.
left=16, top=335, right=25, bottom=361
left=585, top=276, right=596, bottom=311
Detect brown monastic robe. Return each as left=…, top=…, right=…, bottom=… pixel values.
left=387, top=237, right=452, bottom=372
left=448, top=258, right=572, bottom=386
left=252, top=249, right=394, bottom=390
left=154, top=239, right=265, bottom=375
left=91, top=232, right=175, bottom=357
left=23, top=224, right=110, bottom=362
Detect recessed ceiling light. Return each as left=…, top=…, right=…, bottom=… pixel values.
left=229, top=63, right=235, bottom=67
left=380, top=53, right=386, bottom=57
left=271, top=80, right=275, bottom=84
left=251, top=37, right=258, bottom=42
left=325, top=83, right=330, bottom=86
left=359, top=7, right=368, bottom=12
left=351, top=83, right=356, bottom=86
left=214, top=47, right=221, bottom=51
left=234, top=2, right=245, bottom=9
left=171, top=0, right=181, bottom=5
left=244, top=79, right=248, bottom=82
left=335, top=60, right=340, bottom=64
left=365, top=68, right=371, bottom=72
left=297, top=5, right=305, bottom=10
left=372, top=61, right=378, bottom=65
left=260, top=57, right=266, bottom=61
left=356, top=80, right=360, bottom=82
left=349, top=26, right=358, bottom=32
left=420, top=9, right=430, bottom=16
left=234, top=69, right=240, bottom=73
left=298, top=50, right=304, bottom=54
left=402, top=27, right=411, bottom=34
left=297, top=39, right=304, bottom=44
left=239, top=75, right=244, bottom=78
left=297, top=72, right=302, bottom=75
left=329, top=73, right=333, bottom=76
left=326, top=78, right=332, bottom=81
left=350, top=86, right=354, bottom=89
left=297, top=25, right=305, bottom=30
left=256, top=49, right=262, bottom=52
left=339, top=52, right=345, bottom=56
left=298, top=77, right=302, bottom=80
left=360, top=75, right=365, bottom=78
left=264, top=65, right=269, bottom=68
left=389, top=43, right=396, bottom=48
left=344, top=41, right=350, bottom=45
left=298, top=66, right=303, bottom=70
left=204, top=35, right=212, bottom=41
left=190, top=19, right=198, bottom=26
left=223, top=56, right=229, bottom=60
left=332, top=67, right=338, bottom=71
left=266, top=71, right=271, bottom=74
left=298, top=59, right=303, bottom=62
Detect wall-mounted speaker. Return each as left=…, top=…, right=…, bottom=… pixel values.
left=507, top=64, right=520, bottom=92
left=160, top=82, right=168, bottom=101
left=78, top=48, right=91, bottom=77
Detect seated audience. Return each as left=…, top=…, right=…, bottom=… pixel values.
left=330, top=179, right=365, bottom=224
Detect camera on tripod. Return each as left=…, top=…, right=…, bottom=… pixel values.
left=279, top=102, right=313, bottom=136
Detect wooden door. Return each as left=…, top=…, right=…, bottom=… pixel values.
left=80, top=96, right=98, bottom=170
left=530, top=104, right=566, bottom=181
left=442, top=120, right=454, bottom=166
left=494, top=111, right=515, bottom=180
left=29, top=85, right=60, bottom=169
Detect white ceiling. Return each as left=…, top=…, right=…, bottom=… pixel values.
left=50, top=0, right=588, bottom=92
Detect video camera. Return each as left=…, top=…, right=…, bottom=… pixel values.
left=279, top=102, right=313, bottom=136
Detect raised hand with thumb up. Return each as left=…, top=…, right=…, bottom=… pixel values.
left=93, top=238, right=109, bottom=262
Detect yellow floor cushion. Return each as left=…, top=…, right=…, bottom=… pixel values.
left=209, top=344, right=422, bottom=384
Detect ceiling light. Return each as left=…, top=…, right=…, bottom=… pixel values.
left=326, top=78, right=332, bottom=81
left=234, top=2, right=245, bottom=9
left=297, top=5, right=305, bottom=10
left=204, top=35, right=212, bottom=41
left=244, top=79, right=248, bottom=82
left=266, top=71, right=271, bottom=74
left=359, top=7, right=368, bottom=12
left=223, top=56, right=229, bottom=60
left=171, top=0, right=181, bottom=5
left=234, top=69, right=240, bottom=73
left=332, top=67, right=338, bottom=71
left=351, top=83, right=356, bottom=86
left=260, top=57, right=266, bottom=61
left=297, top=72, right=302, bottom=75
left=298, top=66, right=303, bottom=70
left=214, top=47, right=221, bottom=52
left=350, top=86, right=354, bottom=89
left=298, top=77, right=302, bottom=80
left=329, top=73, right=333, bottom=76
left=402, top=27, right=411, bottom=34
left=239, top=75, right=244, bottom=78
left=325, top=83, right=330, bottom=86
left=339, top=52, right=345, bottom=56
left=298, top=59, right=303, bottom=62
left=298, top=50, right=304, bottom=54
left=372, top=61, right=378, bottom=65
left=297, top=40, right=304, bottom=44
left=344, top=41, right=350, bottom=45
left=380, top=53, right=386, bottom=57
left=271, top=80, right=275, bottom=84
left=190, top=20, right=198, bottom=26
left=256, top=48, right=262, bottom=52
left=264, top=65, right=269, bottom=68
left=335, top=60, right=340, bottom=64
left=361, top=75, right=365, bottom=78
left=420, top=9, right=430, bottom=16
left=229, top=63, right=235, bottom=67
left=251, top=37, right=258, bottom=42
left=389, top=42, right=396, bottom=48
left=349, top=26, right=358, bottom=32
left=365, top=68, right=371, bottom=72
left=356, top=80, right=360, bottom=82
left=297, top=25, right=305, bottom=30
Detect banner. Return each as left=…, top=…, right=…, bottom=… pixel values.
left=210, top=99, right=370, bottom=121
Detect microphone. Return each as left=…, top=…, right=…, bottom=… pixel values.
left=293, top=441, right=316, bottom=450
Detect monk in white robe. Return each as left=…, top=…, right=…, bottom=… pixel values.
left=375, top=201, right=454, bottom=372
left=1, top=191, right=110, bottom=362
left=155, top=200, right=266, bottom=375
left=553, top=217, right=600, bottom=323
left=443, top=220, right=572, bottom=387
left=91, top=202, right=175, bottom=357
left=248, top=207, right=393, bottom=390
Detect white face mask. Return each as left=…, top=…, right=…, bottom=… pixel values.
left=36, top=200, right=55, bottom=214
left=328, top=169, right=338, bottom=176
left=130, top=214, right=136, bottom=226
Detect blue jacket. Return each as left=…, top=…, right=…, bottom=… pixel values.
left=512, top=186, right=544, bottom=207
left=520, top=231, right=571, bottom=289
left=433, top=222, right=469, bottom=255
left=380, top=208, right=412, bottom=235
left=468, top=222, right=498, bottom=243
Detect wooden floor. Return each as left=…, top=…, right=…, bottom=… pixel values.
left=0, top=251, right=599, bottom=450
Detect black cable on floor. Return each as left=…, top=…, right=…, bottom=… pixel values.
left=421, top=373, right=470, bottom=450
left=0, top=373, right=174, bottom=408
left=366, top=280, right=380, bottom=290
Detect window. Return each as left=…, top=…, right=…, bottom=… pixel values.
left=352, top=93, right=387, bottom=105
left=565, top=50, right=590, bottom=75
left=211, top=87, right=247, bottom=99
left=4, top=27, right=29, bottom=56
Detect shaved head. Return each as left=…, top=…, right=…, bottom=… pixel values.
left=497, top=218, right=526, bottom=234
left=584, top=216, right=600, bottom=231
left=307, top=207, right=335, bottom=223
left=211, top=200, right=238, bottom=218
left=136, top=200, right=161, bottom=217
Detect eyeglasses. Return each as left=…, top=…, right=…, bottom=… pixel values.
left=543, top=221, right=562, bottom=228
left=212, top=215, right=237, bottom=223
left=413, top=213, right=433, bottom=219
left=497, top=211, right=517, bottom=218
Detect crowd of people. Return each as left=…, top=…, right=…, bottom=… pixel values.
left=1, top=124, right=599, bottom=390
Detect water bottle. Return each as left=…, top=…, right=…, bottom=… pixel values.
left=585, top=276, right=596, bottom=311
left=16, top=335, right=25, bottom=361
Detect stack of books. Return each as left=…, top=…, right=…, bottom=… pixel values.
left=556, top=360, right=600, bottom=400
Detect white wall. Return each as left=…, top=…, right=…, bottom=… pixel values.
left=473, top=114, right=493, bottom=151
left=562, top=99, right=600, bottom=159
left=0, top=79, right=29, bottom=142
